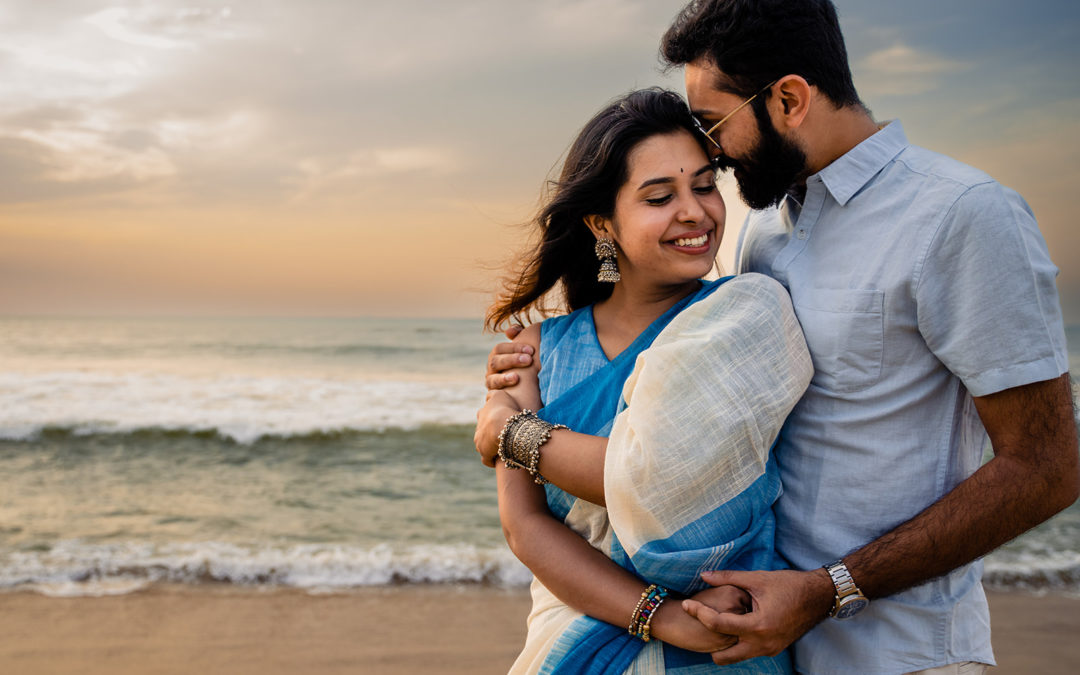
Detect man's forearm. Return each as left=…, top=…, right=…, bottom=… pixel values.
left=847, top=452, right=1074, bottom=599
left=845, top=374, right=1079, bottom=599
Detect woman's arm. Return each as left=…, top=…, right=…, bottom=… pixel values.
left=479, top=399, right=608, bottom=505
left=497, top=462, right=739, bottom=653
left=486, top=326, right=745, bottom=651
left=476, top=324, right=608, bottom=505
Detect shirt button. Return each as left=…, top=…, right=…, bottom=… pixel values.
left=797, top=229, right=807, bottom=240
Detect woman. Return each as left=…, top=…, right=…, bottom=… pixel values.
left=475, top=89, right=812, bottom=674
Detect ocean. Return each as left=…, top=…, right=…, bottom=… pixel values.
left=0, top=317, right=1077, bottom=597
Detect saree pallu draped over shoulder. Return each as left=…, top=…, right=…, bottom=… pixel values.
left=509, top=274, right=813, bottom=675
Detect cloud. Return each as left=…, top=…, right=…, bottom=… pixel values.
left=84, top=5, right=243, bottom=50
left=856, top=43, right=969, bottom=96
left=85, top=7, right=196, bottom=50
left=15, top=124, right=175, bottom=184
left=0, top=135, right=146, bottom=204
left=285, top=146, right=459, bottom=204
left=0, top=0, right=686, bottom=212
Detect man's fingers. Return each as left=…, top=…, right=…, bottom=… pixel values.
left=710, top=642, right=757, bottom=666
left=485, top=372, right=519, bottom=390
left=485, top=342, right=533, bottom=390
left=681, top=600, right=726, bottom=633
left=701, top=569, right=756, bottom=591
left=503, top=324, right=524, bottom=340
left=491, top=341, right=531, bottom=354
left=488, top=341, right=533, bottom=358
left=488, top=351, right=533, bottom=375
left=682, top=599, right=754, bottom=636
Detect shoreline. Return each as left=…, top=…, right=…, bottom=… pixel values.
left=0, top=586, right=1076, bottom=674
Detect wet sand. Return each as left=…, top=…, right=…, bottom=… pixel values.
left=0, top=586, right=1075, bottom=674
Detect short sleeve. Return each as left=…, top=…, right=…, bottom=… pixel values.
left=915, top=181, right=1067, bottom=397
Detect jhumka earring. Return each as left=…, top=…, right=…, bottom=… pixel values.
left=595, top=237, right=620, bottom=283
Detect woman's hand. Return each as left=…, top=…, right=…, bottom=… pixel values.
left=688, top=584, right=751, bottom=616
left=650, top=591, right=741, bottom=653
left=474, top=390, right=522, bottom=467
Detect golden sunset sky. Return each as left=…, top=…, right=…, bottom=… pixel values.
left=1, top=1, right=1077, bottom=320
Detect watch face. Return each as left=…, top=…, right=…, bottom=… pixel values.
left=835, top=596, right=869, bottom=620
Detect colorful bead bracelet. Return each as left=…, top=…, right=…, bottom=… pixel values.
left=628, top=583, right=669, bottom=642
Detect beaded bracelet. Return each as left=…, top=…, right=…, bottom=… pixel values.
left=628, top=584, right=669, bottom=642
left=496, top=409, right=568, bottom=485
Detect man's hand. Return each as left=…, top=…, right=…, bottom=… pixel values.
left=486, top=325, right=532, bottom=390
left=474, top=390, right=521, bottom=467
left=682, top=568, right=834, bottom=664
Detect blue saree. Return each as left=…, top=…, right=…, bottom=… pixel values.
left=509, top=274, right=813, bottom=675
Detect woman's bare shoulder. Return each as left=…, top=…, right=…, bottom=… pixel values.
left=512, top=322, right=543, bottom=349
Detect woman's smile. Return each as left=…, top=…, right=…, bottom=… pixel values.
left=665, top=229, right=712, bottom=253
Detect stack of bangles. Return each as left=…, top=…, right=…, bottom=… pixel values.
left=496, top=409, right=568, bottom=485
left=628, top=584, right=669, bottom=642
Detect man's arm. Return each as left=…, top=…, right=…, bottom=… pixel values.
left=847, top=373, right=1078, bottom=596
left=685, top=373, right=1080, bottom=664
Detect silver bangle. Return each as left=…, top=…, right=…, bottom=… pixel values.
left=496, top=409, right=567, bottom=484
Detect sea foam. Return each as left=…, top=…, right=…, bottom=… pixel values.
left=0, top=370, right=485, bottom=444
left=0, top=540, right=533, bottom=597
left=5, top=538, right=1078, bottom=598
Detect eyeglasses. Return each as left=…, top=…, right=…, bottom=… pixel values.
left=693, top=79, right=779, bottom=150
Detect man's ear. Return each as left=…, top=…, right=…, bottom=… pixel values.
left=772, top=75, right=812, bottom=130
left=583, top=214, right=611, bottom=239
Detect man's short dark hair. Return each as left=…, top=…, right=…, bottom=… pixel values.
left=661, top=0, right=861, bottom=108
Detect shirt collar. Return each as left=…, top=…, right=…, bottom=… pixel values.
left=813, top=120, right=908, bottom=206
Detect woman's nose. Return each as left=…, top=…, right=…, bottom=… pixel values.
left=679, top=192, right=706, bottom=223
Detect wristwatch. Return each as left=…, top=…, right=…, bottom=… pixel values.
left=824, top=560, right=869, bottom=620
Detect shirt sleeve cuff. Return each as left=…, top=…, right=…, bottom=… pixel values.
left=963, top=355, right=1068, bottom=398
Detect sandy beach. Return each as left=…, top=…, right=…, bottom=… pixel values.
left=0, top=587, right=1076, bottom=674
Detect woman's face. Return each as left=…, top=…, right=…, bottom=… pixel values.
left=602, top=130, right=725, bottom=290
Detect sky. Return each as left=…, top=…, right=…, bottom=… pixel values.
left=0, top=0, right=1077, bottom=320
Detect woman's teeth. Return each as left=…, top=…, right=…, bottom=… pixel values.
left=673, top=234, right=708, bottom=247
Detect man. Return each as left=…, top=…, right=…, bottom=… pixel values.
left=484, top=1, right=1078, bottom=673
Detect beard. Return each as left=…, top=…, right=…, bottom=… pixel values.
left=714, top=103, right=807, bottom=210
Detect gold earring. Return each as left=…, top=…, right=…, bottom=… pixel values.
left=595, top=237, right=620, bottom=283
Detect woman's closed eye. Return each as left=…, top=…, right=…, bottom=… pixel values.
left=645, top=183, right=716, bottom=205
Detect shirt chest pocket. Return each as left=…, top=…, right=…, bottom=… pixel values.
left=792, top=288, right=885, bottom=393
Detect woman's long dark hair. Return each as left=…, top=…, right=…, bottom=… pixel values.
left=485, top=88, right=708, bottom=331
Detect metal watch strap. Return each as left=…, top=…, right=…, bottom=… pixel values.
left=824, top=560, right=864, bottom=617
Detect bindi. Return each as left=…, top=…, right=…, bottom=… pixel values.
left=680, top=167, right=684, bottom=173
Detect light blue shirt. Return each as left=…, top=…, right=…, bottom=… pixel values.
left=736, top=121, right=1068, bottom=675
